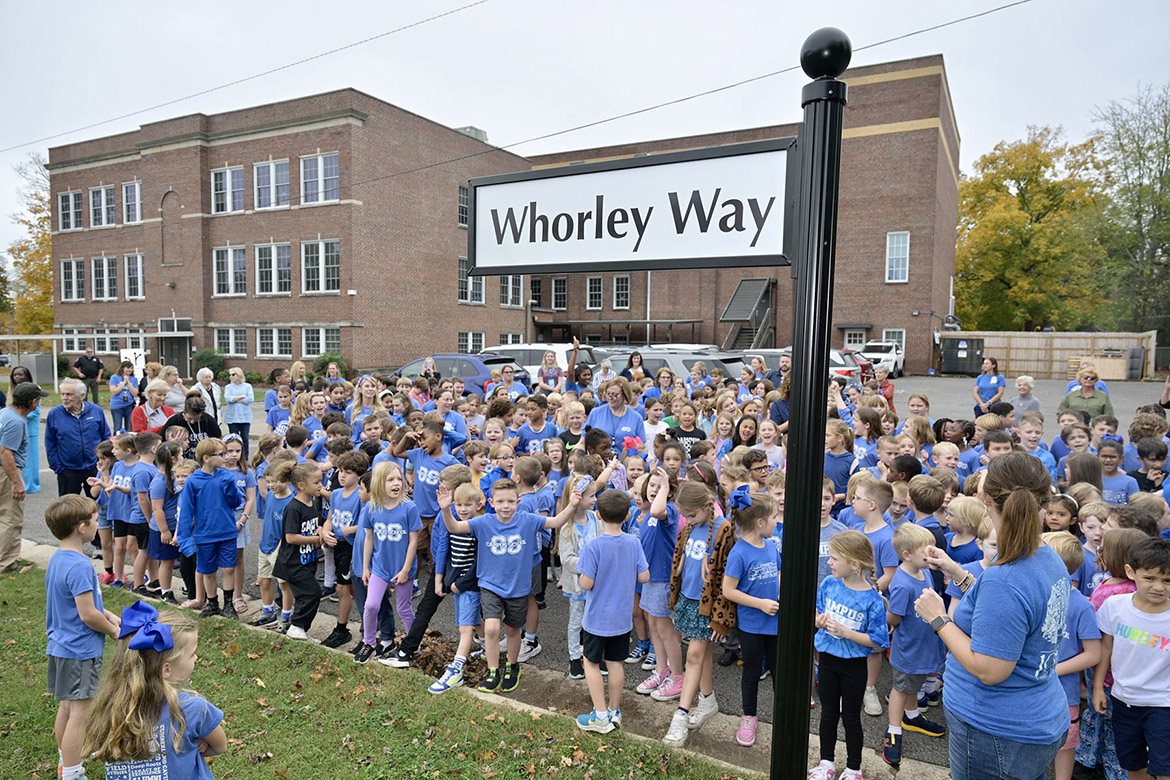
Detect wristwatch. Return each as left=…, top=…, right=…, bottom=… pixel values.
left=930, top=615, right=954, bottom=634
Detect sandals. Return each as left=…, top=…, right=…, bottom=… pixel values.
left=233, top=598, right=249, bottom=615
left=179, top=599, right=204, bottom=611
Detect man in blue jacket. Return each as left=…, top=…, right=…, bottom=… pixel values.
left=45, top=378, right=111, bottom=497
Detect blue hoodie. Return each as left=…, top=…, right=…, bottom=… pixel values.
left=45, top=401, right=111, bottom=472
left=177, top=467, right=245, bottom=551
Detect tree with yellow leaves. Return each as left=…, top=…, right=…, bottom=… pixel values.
left=6, top=153, right=53, bottom=336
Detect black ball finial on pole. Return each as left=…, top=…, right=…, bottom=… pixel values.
left=800, top=27, right=852, bottom=80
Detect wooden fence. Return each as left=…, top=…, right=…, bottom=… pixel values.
left=943, top=331, right=1158, bottom=380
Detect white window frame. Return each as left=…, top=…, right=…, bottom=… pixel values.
left=125, top=328, right=145, bottom=351
left=586, top=276, right=603, bottom=311
left=122, top=181, right=142, bottom=224
left=213, top=246, right=247, bottom=297
left=90, top=186, right=116, bottom=227
left=885, top=231, right=909, bottom=284
left=93, top=328, right=119, bottom=355
left=882, top=329, right=906, bottom=351
left=58, top=191, right=84, bottom=231
left=215, top=328, right=248, bottom=357
left=300, top=240, right=341, bottom=295
left=257, top=327, right=293, bottom=359
left=124, top=253, right=145, bottom=300
left=843, top=329, right=866, bottom=348
left=61, top=259, right=85, bottom=302
left=529, top=277, right=543, bottom=308
left=499, top=275, right=523, bottom=308
left=458, top=185, right=469, bottom=227
left=613, top=274, right=630, bottom=310
left=457, top=256, right=484, bottom=304
left=552, top=277, right=567, bottom=311
left=254, top=159, right=290, bottom=210
left=211, top=166, right=245, bottom=214
left=301, top=152, right=340, bottom=204
left=256, top=243, right=292, bottom=296
left=499, top=333, right=523, bottom=345
left=91, top=256, right=118, bottom=301
left=457, top=331, right=485, bottom=355
left=62, top=328, right=87, bottom=352
left=301, top=327, right=341, bottom=358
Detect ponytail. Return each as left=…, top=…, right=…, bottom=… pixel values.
left=982, top=453, right=1049, bottom=566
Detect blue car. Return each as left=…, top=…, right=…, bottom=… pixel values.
left=396, top=354, right=531, bottom=398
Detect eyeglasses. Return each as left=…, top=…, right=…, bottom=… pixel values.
left=851, top=495, right=875, bottom=505
left=750, top=464, right=769, bottom=472
left=1083, top=376, right=1097, bottom=381
left=502, top=369, right=514, bottom=374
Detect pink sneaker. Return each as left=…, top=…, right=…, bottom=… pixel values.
left=97, top=572, right=115, bottom=585
left=650, top=674, right=684, bottom=701
left=807, top=759, right=836, bottom=779
left=636, top=668, right=668, bottom=695
left=736, top=715, right=758, bottom=747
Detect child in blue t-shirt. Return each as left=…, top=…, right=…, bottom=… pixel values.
left=223, top=435, right=257, bottom=618
left=44, top=494, right=120, bottom=780
left=266, top=385, right=293, bottom=438
left=811, top=530, right=889, bottom=779
left=146, top=442, right=186, bottom=604
left=391, top=421, right=459, bottom=569
left=103, top=434, right=138, bottom=588
left=1098, top=439, right=1139, bottom=505
left=945, top=516, right=996, bottom=616
left=253, top=458, right=296, bottom=629
left=944, top=494, right=986, bottom=565
left=127, top=433, right=161, bottom=593
left=177, top=438, right=246, bottom=619
left=87, top=441, right=117, bottom=584
left=320, top=450, right=369, bottom=650
left=635, top=467, right=684, bottom=701
left=513, top=395, right=558, bottom=455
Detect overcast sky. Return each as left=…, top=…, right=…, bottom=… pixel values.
left=2, top=0, right=1168, bottom=269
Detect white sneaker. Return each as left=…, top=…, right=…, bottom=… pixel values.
left=688, top=692, right=719, bottom=729
left=286, top=626, right=320, bottom=644
left=517, top=638, right=542, bottom=663
left=662, top=709, right=690, bottom=747
left=863, top=686, right=882, bottom=716
left=807, top=760, right=836, bottom=780
left=838, top=769, right=863, bottom=780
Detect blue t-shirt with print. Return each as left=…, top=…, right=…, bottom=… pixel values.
left=266, top=406, right=291, bottom=437
left=124, top=462, right=154, bottom=526
left=814, top=575, right=889, bottom=659
left=725, top=539, right=782, bottom=635
left=365, top=501, right=423, bottom=582
left=513, top=421, right=558, bottom=455
left=260, top=492, right=295, bottom=555
left=1073, top=546, right=1104, bottom=598
left=680, top=518, right=725, bottom=601
left=329, top=486, right=363, bottom=544
left=975, top=373, right=1004, bottom=403
left=108, top=461, right=132, bottom=522
left=578, top=533, right=648, bottom=636
left=640, top=502, right=680, bottom=582
left=148, top=472, right=180, bottom=534
left=303, top=416, right=325, bottom=441
left=1101, top=473, right=1139, bottom=505
left=945, top=544, right=1071, bottom=744
left=45, top=549, right=106, bottom=660
left=468, top=511, right=546, bottom=598
left=1058, top=587, right=1100, bottom=706
left=888, top=566, right=947, bottom=674
left=586, top=405, right=645, bottom=443
left=230, top=469, right=257, bottom=521
left=1026, top=448, right=1059, bottom=484
left=406, top=447, right=458, bottom=517
left=104, top=693, right=223, bottom=780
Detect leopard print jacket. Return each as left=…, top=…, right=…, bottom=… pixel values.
left=668, top=519, right=737, bottom=636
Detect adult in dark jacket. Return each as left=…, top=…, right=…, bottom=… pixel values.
left=161, top=392, right=223, bottom=460
left=44, top=377, right=112, bottom=497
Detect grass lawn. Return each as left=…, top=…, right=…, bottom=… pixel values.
left=0, top=569, right=750, bottom=780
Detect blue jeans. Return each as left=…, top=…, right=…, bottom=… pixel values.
left=110, top=405, right=134, bottom=433
left=946, top=705, right=1067, bottom=780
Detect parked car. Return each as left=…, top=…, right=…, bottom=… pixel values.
left=828, top=349, right=867, bottom=382
left=842, top=348, right=875, bottom=383
left=396, top=354, right=531, bottom=396
left=602, top=348, right=747, bottom=386
left=479, top=342, right=598, bottom=380
left=859, top=340, right=905, bottom=377
left=0, top=354, right=9, bottom=367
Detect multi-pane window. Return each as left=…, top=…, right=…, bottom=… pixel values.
left=256, top=244, right=291, bottom=294
left=61, top=259, right=85, bottom=301
left=457, top=331, right=485, bottom=354
left=499, top=275, right=522, bottom=307
left=586, top=276, right=603, bottom=310
left=301, top=240, right=340, bottom=293
left=458, top=185, right=469, bottom=227
left=93, top=328, right=119, bottom=354
left=613, top=275, right=630, bottom=310
left=882, top=329, right=906, bottom=351
left=257, top=327, right=293, bottom=358
left=529, top=278, right=543, bottom=308
left=212, top=167, right=245, bottom=213
left=124, top=328, right=145, bottom=351
left=301, top=153, right=340, bottom=204
left=552, top=278, right=567, bottom=310
left=302, top=327, right=341, bottom=358
left=124, top=253, right=144, bottom=300
left=59, top=191, right=84, bottom=231
left=91, top=256, right=118, bottom=300
left=216, top=328, right=247, bottom=356
left=90, top=186, right=116, bottom=227
left=255, top=160, right=290, bottom=209
left=213, top=247, right=247, bottom=296
left=499, top=333, right=523, bottom=345
left=123, top=181, right=141, bottom=223
left=458, top=256, right=483, bottom=303
left=885, top=231, right=909, bottom=283
left=62, top=328, right=87, bottom=352
left=844, top=330, right=866, bottom=348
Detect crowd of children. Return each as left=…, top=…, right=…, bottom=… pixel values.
left=41, top=358, right=1170, bottom=779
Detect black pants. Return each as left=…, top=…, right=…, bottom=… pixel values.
left=56, top=467, right=96, bottom=498
left=83, top=377, right=100, bottom=405
left=398, top=564, right=445, bottom=657
left=227, top=423, right=251, bottom=459
left=179, top=552, right=198, bottom=600
left=818, top=652, right=867, bottom=771
left=740, top=630, right=778, bottom=716
left=285, top=564, right=322, bottom=630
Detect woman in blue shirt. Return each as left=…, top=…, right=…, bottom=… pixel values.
left=971, top=357, right=1005, bottom=419
left=586, top=378, right=644, bottom=444
left=914, top=452, right=1070, bottom=780
left=222, top=367, right=255, bottom=459
left=108, top=361, right=139, bottom=433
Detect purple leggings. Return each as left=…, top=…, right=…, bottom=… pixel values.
left=363, top=574, right=414, bottom=646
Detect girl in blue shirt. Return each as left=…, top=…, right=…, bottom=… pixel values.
left=146, top=444, right=186, bottom=603
left=223, top=435, right=257, bottom=617
left=635, top=467, right=684, bottom=704
left=811, top=531, right=890, bottom=780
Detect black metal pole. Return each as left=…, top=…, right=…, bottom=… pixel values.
left=770, top=28, right=850, bottom=780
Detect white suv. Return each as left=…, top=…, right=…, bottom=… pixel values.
left=479, top=343, right=597, bottom=380
left=860, top=341, right=905, bottom=377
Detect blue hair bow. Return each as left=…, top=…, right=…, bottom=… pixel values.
left=729, top=485, right=753, bottom=511
left=1101, top=434, right=1123, bottom=443
left=119, top=601, right=174, bottom=652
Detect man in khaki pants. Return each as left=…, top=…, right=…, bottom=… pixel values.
left=0, top=382, right=48, bottom=572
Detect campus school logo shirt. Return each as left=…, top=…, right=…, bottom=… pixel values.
left=467, top=511, right=547, bottom=599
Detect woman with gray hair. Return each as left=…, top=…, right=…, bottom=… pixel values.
left=195, top=366, right=222, bottom=424
left=131, top=379, right=174, bottom=433
left=160, top=365, right=188, bottom=409
left=1008, top=375, right=1041, bottom=416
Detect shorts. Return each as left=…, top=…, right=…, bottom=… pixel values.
left=582, top=629, right=630, bottom=664
left=96, top=504, right=111, bottom=531
left=480, top=588, right=528, bottom=628
left=257, top=548, right=283, bottom=581
left=236, top=517, right=252, bottom=549
left=195, top=539, right=237, bottom=574
left=1061, top=705, right=1081, bottom=752
left=530, top=564, right=541, bottom=597
left=47, top=655, right=102, bottom=701
left=113, top=520, right=148, bottom=549
left=453, top=590, right=482, bottom=627
left=333, top=540, right=353, bottom=587
left=1111, top=694, right=1170, bottom=775
left=892, top=668, right=927, bottom=695
left=146, top=529, right=179, bottom=561
left=672, top=595, right=711, bottom=641
left=639, top=581, right=671, bottom=619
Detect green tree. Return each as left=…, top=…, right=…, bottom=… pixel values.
left=955, top=127, right=1109, bottom=331
left=6, top=153, right=53, bottom=336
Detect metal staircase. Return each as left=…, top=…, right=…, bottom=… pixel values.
left=720, top=278, right=776, bottom=351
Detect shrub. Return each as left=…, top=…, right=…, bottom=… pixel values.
left=313, top=353, right=348, bottom=379
left=193, top=348, right=226, bottom=378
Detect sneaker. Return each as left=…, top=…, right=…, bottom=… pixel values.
left=322, top=626, right=353, bottom=649
left=688, top=691, right=718, bottom=729
left=636, top=668, right=668, bottom=695
left=97, top=572, right=115, bottom=585
left=640, top=651, right=657, bottom=671
left=133, top=585, right=152, bottom=597
left=161, top=592, right=178, bottom=605
left=902, top=713, right=946, bottom=737
left=917, top=690, right=941, bottom=708
left=759, top=667, right=771, bottom=681
left=380, top=649, right=413, bottom=669
left=863, top=686, right=882, bottom=716
left=882, top=730, right=901, bottom=767
left=625, top=645, right=648, bottom=664
left=662, top=709, right=690, bottom=747
left=807, top=760, right=836, bottom=780
left=608, top=708, right=622, bottom=729
left=199, top=602, right=221, bottom=618
left=718, top=646, right=740, bottom=667
left=838, top=770, right=863, bottom=780
left=287, top=626, right=320, bottom=643
left=600, top=660, right=608, bottom=677
left=568, top=658, right=585, bottom=679
left=219, top=603, right=238, bottom=620
left=353, top=642, right=375, bottom=664
left=650, top=674, right=684, bottom=702
left=477, top=669, right=501, bottom=693
left=146, top=579, right=162, bottom=595
left=576, top=711, right=614, bottom=734
left=517, top=637, right=542, bottom=663
left=501, top=663, right=521, bottom=693
left=327, top=591, right=339, bottom=603
left=468, top=648, right=486, bottom=661
left=428, top=665, right=464, bottom=695
left=112, top=579, right=124, bottom=589
left=250, top=611, right=279, bottom=628
left=736, top=715, right=759, bottom=747
left=375, top=641, right=399, bottom=661
left=276, top=618, right=291, bottom=634
left=320, top=585, right=336, bottom=599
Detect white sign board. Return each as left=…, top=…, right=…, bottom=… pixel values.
left=120, top=348, right=146, bottom=378
left=469, top=139, right=794, bottom=275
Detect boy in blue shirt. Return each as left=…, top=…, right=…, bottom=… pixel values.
left=177, top=438, right=246, bottom=619
left=513, top=395, right=558, bottom=456
left=44, top=494, right=120, bottom=780
left=252, top=457, right=297, bottom=629
left=392, top=421, right=458, bottom=571
left=907, top=475, right=948, bottom=594
left=320, top=450, right=370, bottom=649
left=883, top=523, right=948, bottom=768
left=106, top=433, right=139, bottom=589
left=439, top=477, right=580, bottom=694
left=129, top=432, right=161, bottom=595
